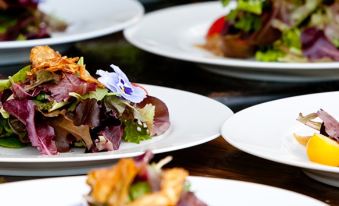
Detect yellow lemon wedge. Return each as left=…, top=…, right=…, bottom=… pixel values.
left=306, top=133, right=339, bottom=167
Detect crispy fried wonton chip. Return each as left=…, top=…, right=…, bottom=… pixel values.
left=29, top=46, right=102, bottom=86
left=87, top=158, right=139, bottom=206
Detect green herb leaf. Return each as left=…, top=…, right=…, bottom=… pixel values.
left=129, top=182, right=151, bottom=201
left=0, top=65, right=30, bottom=91
left=255, top=49, right=284, bottom=62
left=104, top=95, right=127, bottom=115
left=33, top=100, right=53, bottom=111
left=234, top=13, right=261, bottom=32
left=123, top=120, right=150, bottom=144
left=237, top=0, right=264, bottom=15
left=0, top=136, right=25, bottom=148
left=0, top=80, right=11, bottom=92
left=69, top=88, right=108, bottom=101
left=282, top=28, right=301, bottom=50
left=11, top=65, right=30, bottom=83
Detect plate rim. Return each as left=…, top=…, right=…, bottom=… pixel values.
left=0, top=0, right=144, bottom=49
left=0, top=84, right=233, bottom=163
left=221, top=91, right=339, bottom=174
left=123, top=1, right=339, bottom=70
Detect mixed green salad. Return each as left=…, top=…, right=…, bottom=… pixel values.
left=204, top=0, right=339, bottom=62
left=0, top=46, right=170, bottom=155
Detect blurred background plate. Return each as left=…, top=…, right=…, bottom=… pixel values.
left=124, top=1, right=339, bottom=82
left=221, top=91, right=339, bottom=187
left=0, top=176, right=326, bottom=206
left=0, top=0, right=144, bottom=66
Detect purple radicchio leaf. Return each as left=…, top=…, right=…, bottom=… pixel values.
left=317, top=109, right=339, bottom=141
left=301, top=28, right=339, bottom=61
left=3, top=99, right=57, bottom=155
left=99, top=124, right=123, bottom=150
left=177, top=192, right=208, bottom=206
left=73, top=99, right=100, bottom=128
left=11, top=82, right=33, bottom=99
left=137, top=96, right=170, bottom=136
left=47, top=73, right=96, bottom=102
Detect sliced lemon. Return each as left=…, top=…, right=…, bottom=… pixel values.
left=306, top=133, right=339, bottom=167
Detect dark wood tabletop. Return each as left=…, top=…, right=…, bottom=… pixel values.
left=2, top=0, right=339, bottom=205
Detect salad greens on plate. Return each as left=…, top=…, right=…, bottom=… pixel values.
left=86, top=151, right=207, bottom=206
left=0, top=0, right=66, bottom=41
left=204, top=0, right=339, bottom=62
left=0, top=46, right=170, bottom=155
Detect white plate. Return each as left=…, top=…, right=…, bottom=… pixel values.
left=0, top=176, right=326, bottom=206
left=124, top=1, right=339, bottom=82
left=0, top=84, right=233, bottom=176
left=0, top=0, right=144, bottom=65
left=221, top=91, right=339, bottom=187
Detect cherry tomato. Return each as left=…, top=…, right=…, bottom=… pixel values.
left=206, top=16, right=226, bottom=38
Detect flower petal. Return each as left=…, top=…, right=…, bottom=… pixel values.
left=96, top=65, right=146, bottom=103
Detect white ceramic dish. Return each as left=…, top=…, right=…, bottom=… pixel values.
left=0, top=0, right=144, bottom=65
left=0, top=84, right=233, bottom=176
left=124, top=1, right=339, bottom=82
left=0, top=176, right=326, bottom=206
left=221, top=91, right=339, bottom=187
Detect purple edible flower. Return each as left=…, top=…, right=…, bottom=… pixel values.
left=96, top=64, right=146, bottom=103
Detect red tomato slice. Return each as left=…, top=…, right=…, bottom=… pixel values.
left=206, top=16, right=226, bottom=38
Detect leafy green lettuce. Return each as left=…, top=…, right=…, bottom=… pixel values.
left=0, top=136, right=25, bottom=148
left=0, top=65, right=30, bottom=91
left=69, top=88, right=108, bottom=101
left=255, top=49, right=284, bottom=62
left=129, top=182, right=151, bottom=201
left=123, top=120, right=150, bottom=144
left=237, top=0, right=264, bottom=15
left=232, top=12, right=261, bottom=32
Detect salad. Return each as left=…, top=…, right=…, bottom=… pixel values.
left=0, top=46, right=170, bottom=155
left=86, top=152, right=207, bottom=206
left=295, top=109, right=339, bottom=166
left=0, top=0, right=66, bottom=41
left=204, top=0, right=339, bottom=62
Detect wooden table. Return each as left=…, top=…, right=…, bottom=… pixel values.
left=2, top=0, right=339, bottom=205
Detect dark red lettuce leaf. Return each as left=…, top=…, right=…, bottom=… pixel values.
left=53, top=126, right=72, bottom=153
left=3, top=99, right=57, bottom=155
left=317, top=109, right=339, bottom=141
left=11, top=83, right=42, bottom=99
left=72, top=99, right=100, bottom=128
left=138, top=96, right=170, bottom=136
left=249, top=3, right=281, bottom=46
left=47, top=74, right=96, bottom=102
left=177, top=192, right=207, bottom=206
left=0, top=89, right=12, bottom=104
left=302, top=28, right=339, bottom=61
left=99, top=124, right=123, bottom=150
left=50, top=115, right=93, bottom=151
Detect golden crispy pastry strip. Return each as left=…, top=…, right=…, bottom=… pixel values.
left=29, top=46, right=102, bottom=86
left=87, top=159, right=138, bottom=206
